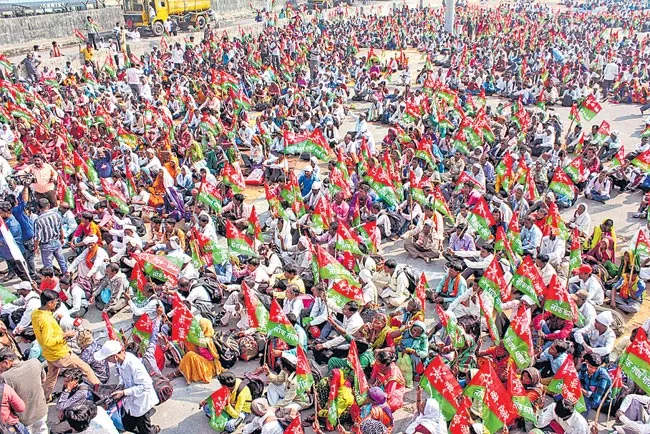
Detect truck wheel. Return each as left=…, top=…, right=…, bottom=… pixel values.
left=152, top=21, right=164, bottom=36
left=196, top=15, right=207, bottom=29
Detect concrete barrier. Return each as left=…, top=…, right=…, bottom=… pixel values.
left=0, top=7, right=123, bottom=47
left=212, top=0, right=268, bottom=21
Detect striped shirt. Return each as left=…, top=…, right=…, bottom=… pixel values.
left=34, top=209, right=63, bottom=244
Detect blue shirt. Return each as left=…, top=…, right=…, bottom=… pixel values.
left=12, top=196, right=34, bottom=240
left=94, top=154, right=113, bottom=179
left=579, top=365, right=611, bottom=410
left=0, top=215, right=25, bottom=260
left=298, top=174, right=315, bottom=198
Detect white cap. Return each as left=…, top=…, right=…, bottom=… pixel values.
left=304, top=166, right=313, bottom=173
left=595, top=311, right=613, bottom=327
left=93, top=340, right=122, bottom=361
left=312, top=182, right=322, bottom=190
left=82, top=235, right=99, bottom=245
left=13, top=282, right=31, bottom=291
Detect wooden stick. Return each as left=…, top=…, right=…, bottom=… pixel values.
left=594, top=381, right=614, bottom=428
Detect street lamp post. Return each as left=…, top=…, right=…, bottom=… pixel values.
left=444, top=0, right=455, bottom=34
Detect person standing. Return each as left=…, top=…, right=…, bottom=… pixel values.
left=33, top=198, right=68, bottom=275
left=0, top=201, right=28, bottom=282
left=32, top=290, right=100, bottom=401
left=602, top=58, right=619, bottom=100
left=93, top=340, right=160, bottom=434
left=0, top=348, right=48, bottom=434
left=8, top=187, right=37, bottom=278
left=16, top=153, right=58, bottom=208
left=85, top=16, right=99, bottom=50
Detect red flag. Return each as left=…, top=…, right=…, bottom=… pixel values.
left=285, top=416, right=304, bottom=434
left=102, top=312, right=117, bottom=341
left=171, top=293, right=194, bottom=342
left=347, top=340, right=369, bottom=400
left=416, top=273, right=428, bottom=315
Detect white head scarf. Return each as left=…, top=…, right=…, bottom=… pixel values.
left=404, top=399, right=447, bottom=434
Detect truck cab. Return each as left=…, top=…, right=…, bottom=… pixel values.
left=123, top=0, right=214, bottom=36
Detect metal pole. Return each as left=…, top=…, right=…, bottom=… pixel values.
left=444, top=0, right=454, bottom=34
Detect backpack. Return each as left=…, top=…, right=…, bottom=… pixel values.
left=398, top=265, right=418, bottom=294
left=213, top=331, right=240, bottom=369
left=149, top=369, right=174, bottom=405
left=192, top=277, right=223, bottom=304
left=237, top=377, right=265, bottom=401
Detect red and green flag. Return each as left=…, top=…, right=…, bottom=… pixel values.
left=495, top=226, right=519, bottom=268
left=547, top=354, right=587, bottom=412
left=363, top=165, right=399, bottom=208
left=347, top=340, right=369, bottom=404
left=409, top=171, right=428, bottom=205
left=197, top=182, right=222, bottom=213
left=544, top=274, right=578, bottom=322
left=549, top=167, right=576, bottom=201
left=619, top=330, right=650, bottom=395
left=464, top=361, right=518, bottom=433
left=191, top=228, right=229, bottom=266
left=420, top=355, right=464, bottom=421
left=221, top=162, right=245, bottom=193
left=132, top=252, right=181, bottom=286
left=133, top=313, right=153, bottom=344
left=467, top=197, right=495, bottom=241
left=265, top=184, right=292, bottom=220
left=336, top=221, right=364, bottom=256
left=563, top=157, right=586, bottom=184
left=329, top=166, right=352, bottom=198
left=268, top=299, right=301, bottom=346
left=356, top=220, right=379, bottom=254
left=495, top=151, right=514, bottom=192
left=73, top=151, right=99, bottom=184
left=326, top=279, right=364, bottom=310
left=415, top=139, right=436, bottom=167
left=642, top=124, right=650, bottom=139
left=124, top=162, right=137, bottom=198
left=631, top=150, right=650, bottom=174
left=100, top=179, right=129, bottom=214
left=241, top=281, right=269, bottom=331
left=503, top=303, right=534, bottom=369
left=634, top=229, right=650, bottom=257
left=593, top=120, right=611, bottom=145
left=225, top=220, right=257, bottom=258
left=611, top=146, right=626, bottom=168
left=507, top=211, right=524, bottom=255
left=479, top=287, right=501, bottom=344
left=204, top=386, right=231, bottom=431
left=295, top=345, right=315, bottom=394
left=569, top=228, right=582, bottom=274
left=478, top=256, right=509, bottom=312
left=510, top=255, right=544, bottom=305
left=432, top=186, right=454, bottom=223
left=578, top=94, right=602, bottom=122
left=313, top=245, right=358, bottom=285
left=610, top=366, right=624, bottom=399
left=436, top=305, right=465, bottom=348
left=312, top=195, right=334, bottom=231
left=507, top=363, right=537, bottom=423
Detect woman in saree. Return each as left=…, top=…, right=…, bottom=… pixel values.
left=390, top=298, right=424, bottom=328
left=178, top=318, right=224, bottom=383
left=315, top=368, right=355, bottom=429
left=384, top=321, right=428, bottom=384
left=404, top=388, right=447, bottom=434
left=608, top=253, right=648, bottom=314
left=430, top=315, right=480, bottom=384
left=361, top=388, right=394, bottom=433
left=583, top=218, right=617, bottom=252
left=521, top=367, right=544, bottom=412
left=582, top=237, right=616, bottom=267
left=368, top=351, right=405, bottom=412
left=327, top=312, right=391, bottom=373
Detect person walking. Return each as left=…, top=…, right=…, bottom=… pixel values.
left=0, top=348, right=48, bottom=434
left=33, top=198, right=68, bottom=275
left=94, top=340, right=160, bottom=434
left=32, top=290, right=100, bottom=401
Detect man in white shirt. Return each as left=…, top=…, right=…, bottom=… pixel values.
left=2, top=282, right=39, bottom=334
left=602, top=59, right=620, bottom=98
left=615, top=394, right=650, bottom=434
left=380, top=260, right=411, bottom=308
left=536, top=399, right=589, bottom=434
left=313, top=301, right=363, bottom=364
left=574, top=311, right=616, bottom=359
left=539, top=227, right=566, bottom=269
left=94, top=340, right=159, bottom=434
left=125, top=65, right=143, bottom=98
left=568, top=264, right=604, bottom=306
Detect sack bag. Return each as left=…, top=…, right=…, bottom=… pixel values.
left=193, top=277, right=223, bottom=304
left=237, top=377, right=266, bottom=401
left=0, top=384, right=20, bottom=434
left=397, top=352, right=414, bottom=388
left=213, top=331, right=240, bottom=369
left=238, top=335, right=259, bottom=361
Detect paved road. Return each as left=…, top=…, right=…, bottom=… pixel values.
left=17, top=0, right=650, bottom=432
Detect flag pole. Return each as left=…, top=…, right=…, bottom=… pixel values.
left=593, top=381, right=614, bottom=429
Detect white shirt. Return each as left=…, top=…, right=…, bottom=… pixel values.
left=125, top=67, right=143, bottom=85
left=12, top=292, right=41, bottom=329
left=116, top=352, right=159, bottom=417
left=536, top=403, right=589, bottom=434
left=70, top=247, right=109, bottom=280
left=568, top=275, right=604, bottom=306
left=322, top=312, right=363, bottom=350
left=603, top=62, right=619, bottom=81
left=573, top=325, right=616, bottom=357
left=539, top=236, right=566, bottom=266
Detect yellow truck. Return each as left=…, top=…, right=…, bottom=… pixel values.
left=123, top=0, right=215, bottom=36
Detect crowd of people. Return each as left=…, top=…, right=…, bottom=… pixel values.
left=0, top=0, right=649, bottom=434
